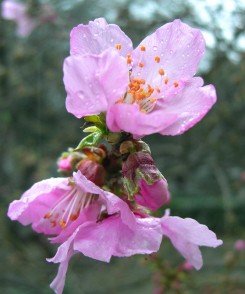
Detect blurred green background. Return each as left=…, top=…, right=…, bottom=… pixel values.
left=0, top=0, right=244, bottom=293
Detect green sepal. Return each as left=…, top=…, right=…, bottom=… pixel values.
left=75, top=131, right=103, bottom=151
left=83, top=126, right=100, bottom=133
left=122, top=177, right=139, bottom=200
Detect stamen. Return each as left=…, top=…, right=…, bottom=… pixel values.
left=140, top=45, right=146, bottom=51
left=43, top=187, right=96, bottom=229
left=174, top=81, right=179, bottom=87
left=127, top=54, right=132, bottom=65
left=138, top=62, right=144, bottom=68
left=115, top=43, right=122, bottom=50
left=154, top=56, right=160, bottom=63
left=158, top=68, right=165, bottom=76
left=164, top=78, right=169, bottom=84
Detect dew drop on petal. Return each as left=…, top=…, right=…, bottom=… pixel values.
left=153, top=46, right=157, bottom=51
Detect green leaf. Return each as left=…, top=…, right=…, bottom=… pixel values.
left=84, top=115, right=102, bottom=124
left=75, top=131, right=103, bottom=151
left=83, top=126, right=100, bottom=133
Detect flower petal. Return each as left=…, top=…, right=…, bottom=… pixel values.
left=158, top=79, right=217, bottom=135
left=7, top=178, right=69, bottom=231
left=161, top=216, right=223, bottom=269
left=73, top=215, right=162, bottom=262
left=64, top=48, right=129, bottom=118
left=70, top=18, right=133, bottom=56
left=106, top=103, right=177, bottom=137
left=73, top=171, right=136, bottom=228
left=49, top=244, right=75, bottom=294
left=131, top=19, right=205, bottom=84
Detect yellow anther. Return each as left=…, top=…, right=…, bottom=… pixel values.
left=158, top=68, right=165, bottom=76
left=154, top=56, right=160, bottom=63
left=115, top=43, right=122, bottom=50
left=164, top=78, right=169, bottom=84
left=140, top=45, right=146, bottom=51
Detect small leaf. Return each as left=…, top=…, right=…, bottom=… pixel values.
left=83, top=126, right=100, bottom=133
left=75, top=131, right=103, bottom=151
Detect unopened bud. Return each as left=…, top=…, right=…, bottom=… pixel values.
left=77, top=159, right=105, bottom=186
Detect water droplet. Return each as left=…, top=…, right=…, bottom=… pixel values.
left=110, top=38, right=114, bottom=43
left=170, top=50, right=173, bottom=54
left=83, top=34, right=86, bottom=38
left=94, top=33, right=98, bottom=37
left=153, top=46, right=157, bottom=51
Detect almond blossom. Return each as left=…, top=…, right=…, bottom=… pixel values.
left=64, top=18, right=217, bottom=138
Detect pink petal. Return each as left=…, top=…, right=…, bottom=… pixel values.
left=64, top=49, right=129, bottom=118
left=73, top=171, right=136, bottom=229
left=131, top=19, right=205, bottom=84
left=70, top=18, right=133, bottom=57
left=161, top=216, right=223, bottom=269
left=158, top=78, right=217, bottom=135
left=135, top=178, right=170, bottom=211
left=48, top=243, right=75, bottom=294
left=73, top=215, right=162, bottom=262
left=7, top=177, right=69, bottom=231
left=106, top=102, right=177, bottom=137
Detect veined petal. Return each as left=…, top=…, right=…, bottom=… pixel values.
left=106, top=103, right=177, bottom=137
left=7, top=177, right=69, bottom=228
left=73, top=215, right=162, bottom=262
left=64, top=48, right=129, bottom=118
left=158, top=78, right=217, bottom=135
left=131, top=19, right=205, bottom=85
left=70, top=18, right=133, bottom=56
left=161, top=216, right=223, bottom=269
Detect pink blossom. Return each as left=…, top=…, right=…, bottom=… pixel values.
left=57, top=156, right=73, bottom=172
left=64, top=18, right=217, bottom=138
left=1, top=0, right=37, bottom=37
left=234, top=239, right=245, bottom=251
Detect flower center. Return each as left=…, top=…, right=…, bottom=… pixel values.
left=44, top=186, right=97, bottom=229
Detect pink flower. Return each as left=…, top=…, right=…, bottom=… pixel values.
left=234, top=239, right=245, bottom=251
left=57, top=156, right=73, bottom=172
left=1, top=0, right=37, bottom=37
left=64, top=18, right=217, bottom=138
left=7, top=171, right=163, bottom=293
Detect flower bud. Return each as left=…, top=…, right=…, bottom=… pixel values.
left=57, top=155, right=73, bottom=172
left=122, top=151, right=170, bottom=210
left=77, top=159, right=105, bottom=187
left=234, top=240, right=245, bottom=251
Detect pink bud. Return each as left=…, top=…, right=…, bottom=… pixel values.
left=234, top=240, right=245, bottom=251
left=77, top=159, right=105, bottom=186
left=57, top=156, right=72, bottom=172
left=180, top=261, right=194, bottom=271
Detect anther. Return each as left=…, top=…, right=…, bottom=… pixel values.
left=138, top=62, right=144, bottom=68
left=158, top=68, right=165, bottom=76
left=174, top=81, right=179, bottom=87
left=115, top=43, right=122, bottom=50
left=164, top=78, right=169, bottom=84
left=155, top=56, right=160, bottom=63
left=140, top=45, right=146, bottom=51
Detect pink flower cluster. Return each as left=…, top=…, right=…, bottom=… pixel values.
left=7, top=18, right=222, bottom=294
